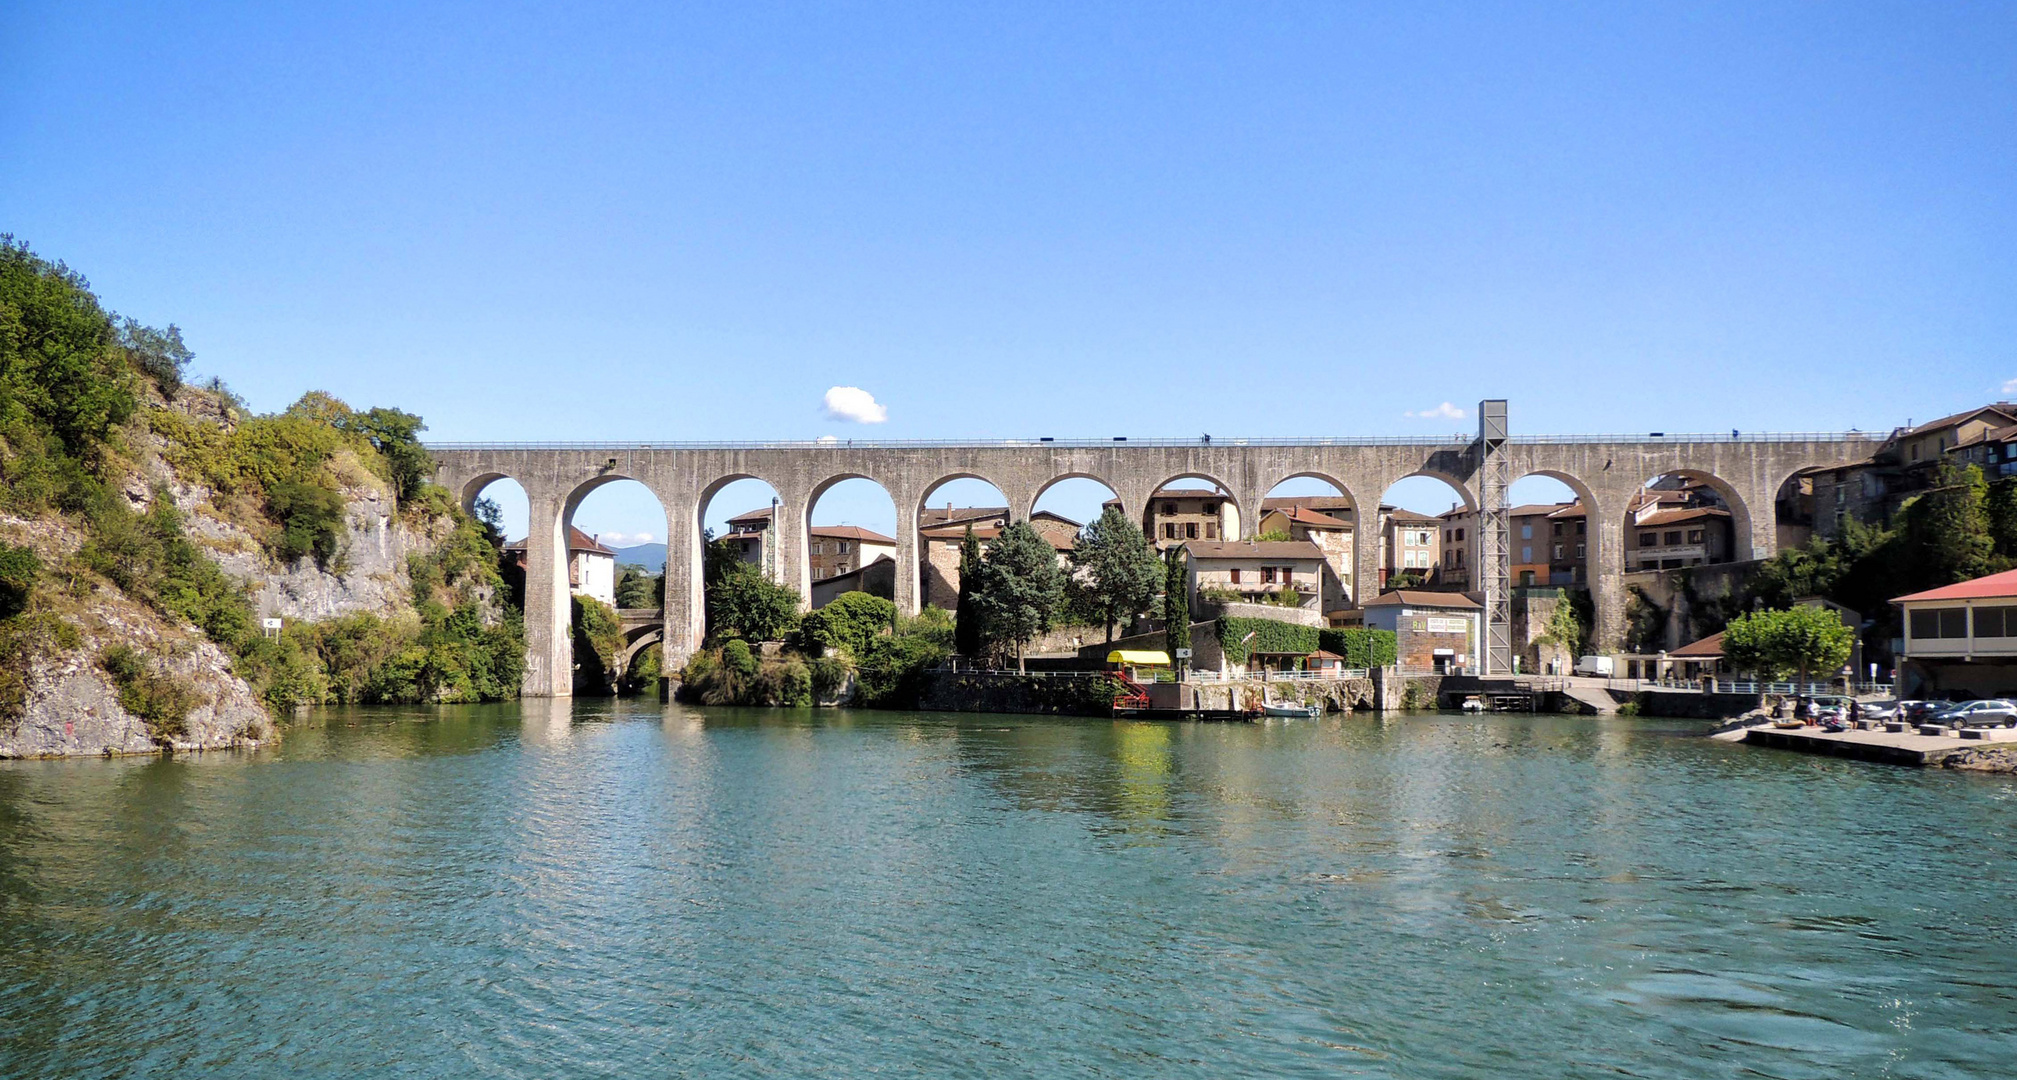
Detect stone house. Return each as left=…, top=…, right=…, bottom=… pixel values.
left=1130, top=487, right=1239, bottom=551
left=1254, top=505, right=1354, bottom=613
left=809, top=525, right=895, bottom=581
left=1801, top=403, right=2017, bottom=540
left=918, top=510, right=1079, bottom=611
left=1182, top=540, right=1326, bottom=615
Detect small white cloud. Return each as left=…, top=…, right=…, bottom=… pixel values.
left=2002, top=377, right=2017, bottom=395
left=816, top=434, right=839, bottom=444
left=823, top=386, right=888, bottom=424
left=1404, top=402, right=1467, bottom=421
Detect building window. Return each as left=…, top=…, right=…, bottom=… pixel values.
left=838, top=541, right=850, bottom=554
left=1162, top=502, right=1176, bottom=515
left=1521, top=545, right=1532, bottom=562
left=1976, top=607, right=2015, bottom=638
left=1204, top=502, right=1218, bottom=514
left=1664, top=531, right=1682, bottom=545
left=1521, top=524, right=1532, bottom=539
left=1640, top=532, right=1658, bottom=548
left=1576, top=521, right=1586, bottom=535
left=1575, top=542, right=1586, bottom=558
left=1552, top=543, right=1564, bottom=559
left=1230, top=569, right=1241, bottom=584
left=1262, top=567, right=1277, bottom=584
left=1205, top=523, right=1217, bottom=539
left=811, top=542, right=823, bottom=555
left=1552, top=522, right=1562, bottom=536
left=1687, top=530, right=1703, bottom=544
left=1910, top=609, right=1967, bottom=639
left=1186, top=522, right=1199, bottom=539
left=1163, top=523, right=1176, bottom=539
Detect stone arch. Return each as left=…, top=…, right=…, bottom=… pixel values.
left=1386, top=469, right=1478, bottom=512
left=458, top=471, right=514, bottom=517
left=1030, top=470, right=1125, bottom=518
left=916, top=471, right=1009, bottom=520
left=623, top=625, right=662, bottom=666
left=1258, top=469, right=1361, bottom=516
left=1627, top=466, right=1754, bottom=560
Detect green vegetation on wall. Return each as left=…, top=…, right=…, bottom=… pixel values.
left=1215, top=615, right=1396, bottom=669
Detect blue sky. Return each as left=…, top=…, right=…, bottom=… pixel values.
left=5, top=2, right=2012, bottom=543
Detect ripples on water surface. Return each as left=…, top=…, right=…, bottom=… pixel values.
left=2, top=704, right=2015, bottom=1078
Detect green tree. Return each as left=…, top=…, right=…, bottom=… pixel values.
left=1984, top=477, right=2017, bottom=561
left=795, top=590, right=896, bottom=658
left=702, top=535, right=800, bottom=642
left=614, top=563, right=660, bottom=609
left=350, top=407, right=433, bottom=503
left=1070, top=505, right=1162, bottom=642
left=0, top=543, right=36, bottom=620
left=117, top=318, right=193, bottom=396
left=1722, top=605, right=1855, bottom=688
left=1899, top=463, right=1995, bottom=590
left=967, top=520, right=1063, bottom=670
left=953, top=524, right=982, bottom=657
left=1163, top=546, right=1191, bottom=664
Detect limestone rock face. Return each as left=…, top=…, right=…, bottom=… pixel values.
left=182, top=485, right=447, bottom=622
left=0, top=568, right=272, bottom=760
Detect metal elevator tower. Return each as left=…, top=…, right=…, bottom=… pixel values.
left=1476, top=400, right=1512, bottom=675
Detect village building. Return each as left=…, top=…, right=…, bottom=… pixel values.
left=1796, top=403, right=2017, bottom=540
left=1894, top=567, right=2017, bottom=700
left=505, top=526, right=618, bottom=606
left=808, top=525, right=895, bottom=580
left=1346, top=590, right=1482, bottom=674
left=918, top=510, right=1079, bottom=610
left=1181, top=540, right=1327, bottom=618
left=1253, top=504, right=1354, bottom=612
left=1380, top=508, right=1441, bottom=586
left=1125, top=487, right=1239, bottom=551
left=809, top=556, right=898, bottom=608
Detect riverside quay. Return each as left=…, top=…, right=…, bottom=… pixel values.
left=428, top=402, right=1876, bottom=697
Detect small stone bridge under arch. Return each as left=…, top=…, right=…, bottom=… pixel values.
left=430, top=408, right=1877, bottom=697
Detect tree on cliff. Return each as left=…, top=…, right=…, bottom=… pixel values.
left=1163, top=547, right=1190, bottom=664
left=953, top=524, right=982, bottom=658
left=1899, top=463, right=1997, bottom=589
left=967, top=520, right=1062, bottom=671
left=1722, top=605, right=1855, bottom=689
left=1071, top=505, right=1162, bottom=643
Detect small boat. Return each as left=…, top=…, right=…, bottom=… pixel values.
left=1460, top=695, right=1486, bottom=713
left=1262, top=701, right=1321, bottom=719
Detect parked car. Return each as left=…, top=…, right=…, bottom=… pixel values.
left=1929, top=700, right=2017, bottom=728
left=1899, top=700, right=1945, bottom=723
left=1574, top=655, right=1614, bottom=678
left=1809, top=695, right=1853, bottom=722
left=1857, top=699, right=1903, bottom=722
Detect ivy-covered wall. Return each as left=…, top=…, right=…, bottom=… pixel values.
left=1214, top=616, right=1397, bottom=669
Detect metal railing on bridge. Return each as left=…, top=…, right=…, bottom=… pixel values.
left=424, top=431, right=1872, bottom=452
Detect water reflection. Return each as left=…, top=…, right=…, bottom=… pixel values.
left=2, top=708, right=2014, bottom=1079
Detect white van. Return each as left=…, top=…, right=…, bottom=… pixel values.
left=1573, top=655, right=1614, bottom=678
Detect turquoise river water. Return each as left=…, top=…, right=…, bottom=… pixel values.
left=2, top=703, right=2015, bottom=1078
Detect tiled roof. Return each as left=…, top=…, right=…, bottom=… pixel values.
left=1667, top=631, right=1725, bottom=659
left=1181, top=540, right=1325, bottom=560
left=1383, top=508, right=1442, bottom=524
left=503, top=526, right=617, bottom=556
left=1362, top=590, right=1482, bottom=609
left=1266, top=506, right=1351, bottom=529
left=1547, top=503, right=1587, bottom=519
left=810, top=525, right=896, bottom=544
left=1894, top=567, right=2017, bottom=604
left=1261, top=495, right=1355, bottom=513
left=919, top=524, right=1073, bottom=551
left=1896, top=403, right=2017, bottom=439
left=726, top=506, right=775, bottom=526
left=1634, top=507, right=1730, bottom=527
left=1509, top=501, right=1577, bottom=518
left=1953, top=423, right=2017, bottom=450
left=920, top=506, right=1008, bottom=528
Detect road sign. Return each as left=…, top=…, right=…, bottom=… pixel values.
left=261, top=618, right=283, bottom=630
left=1174, top=648, right=1192, bottom=659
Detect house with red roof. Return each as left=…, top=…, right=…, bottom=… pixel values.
left=1893, top=568, right=2017, bottom=698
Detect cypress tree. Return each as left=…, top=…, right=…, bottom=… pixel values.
left=953, top=524, right=982, bottom=658
left=1164, top=547, right=1191, bottom=668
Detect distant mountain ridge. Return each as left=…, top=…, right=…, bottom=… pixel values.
left=612, top=543, right=666, bottom=573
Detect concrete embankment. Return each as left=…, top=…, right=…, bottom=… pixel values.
left=1715, top=723, right=2017, bottom=772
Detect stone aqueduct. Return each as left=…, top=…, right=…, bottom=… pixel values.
left=430, top=423, right=1878, bottom=697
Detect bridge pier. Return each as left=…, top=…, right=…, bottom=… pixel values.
left=523, top=489, right=572, bottom=698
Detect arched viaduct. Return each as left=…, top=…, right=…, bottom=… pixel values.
left=430, top=423, right=1878, bottom=697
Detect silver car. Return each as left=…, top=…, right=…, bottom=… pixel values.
left=1930, top=700, right=2017, bottom=728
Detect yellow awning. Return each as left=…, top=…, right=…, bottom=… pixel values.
left=1107, top=650, right=1172, bottom=666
